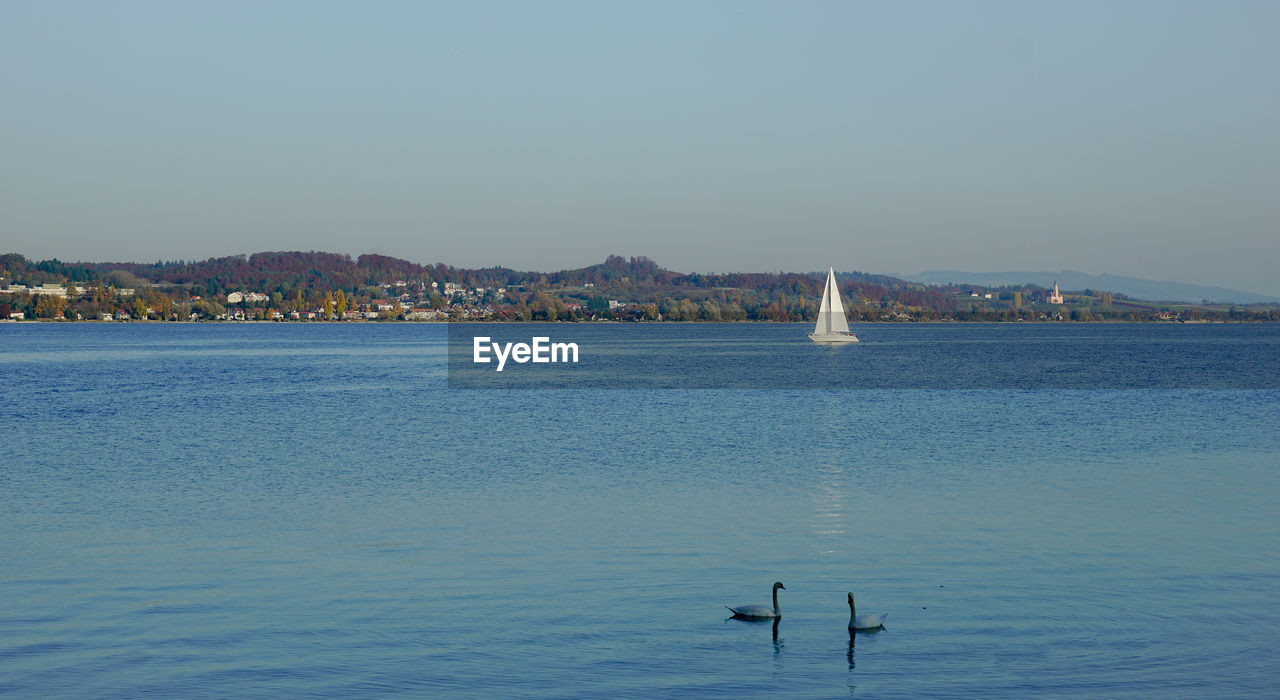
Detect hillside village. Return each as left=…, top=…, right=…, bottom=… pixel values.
left=2, top=252, right=1277, bottom=323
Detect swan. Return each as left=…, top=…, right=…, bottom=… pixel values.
left=848, top=592, right=887, bottom=630
left=726, top=581, right=785, bottom=619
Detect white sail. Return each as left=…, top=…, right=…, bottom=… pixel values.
left=816, top=272, right=831, bottom=331
left=822, top=267, right=851, bottom=334
left=810, top=267, right=857, bottom=343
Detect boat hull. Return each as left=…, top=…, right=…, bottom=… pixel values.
left=809, top=332, right=859, bottom=344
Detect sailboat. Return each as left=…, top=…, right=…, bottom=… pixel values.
left=809, top=267, right=859, bottom=344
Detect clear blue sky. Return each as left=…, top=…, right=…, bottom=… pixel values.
left=2, top=1, right=1277, bottom=294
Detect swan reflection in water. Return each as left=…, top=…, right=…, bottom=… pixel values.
left=724, top=613, right=783, bottom=653
left=724, top=612, right=782, bottom=640
left=847, top=623, right=886, bottom=670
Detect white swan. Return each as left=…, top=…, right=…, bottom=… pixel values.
left=848, top=592, right=887, bottom=630
left=726, top=581, right=785, bottom=619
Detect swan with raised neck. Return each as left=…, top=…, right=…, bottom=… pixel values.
left=848, top=592, right=887, bottom=630
left=726, top=581, right=786, bottom=619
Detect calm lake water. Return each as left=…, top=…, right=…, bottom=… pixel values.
left=3, top=323, right=1279, bottom=697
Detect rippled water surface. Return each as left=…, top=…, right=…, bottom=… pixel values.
left=3, top=323, right=1278, bottom=697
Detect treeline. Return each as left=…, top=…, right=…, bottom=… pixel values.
left=4, top=252, right=929, bottom=301
left=3, top=251, right=1279, bottom=323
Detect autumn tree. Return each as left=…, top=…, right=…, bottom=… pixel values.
left=34, top=294, right=65, bottom=319
left=699, top=300, right=721, bottom=321
left=192, top=299, right=225, bottom=319
left=530, top=292, right=564, bottom=321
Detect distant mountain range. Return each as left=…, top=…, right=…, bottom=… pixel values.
left=901, top=270, right=1280, bottom=305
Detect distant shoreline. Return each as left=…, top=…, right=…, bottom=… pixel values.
left=6, top=253, right=1279, bottom=324
left=2, top=318, right=1269, bottom=325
